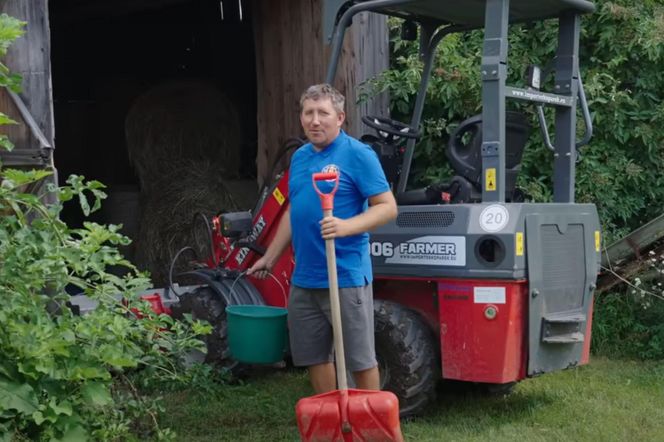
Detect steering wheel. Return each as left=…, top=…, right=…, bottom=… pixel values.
left=361, top=115, right=421, bottom=140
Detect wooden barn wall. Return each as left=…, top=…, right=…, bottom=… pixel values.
left=252, top=0, right=388, bottom=185
left=0, top=0, right=55, bottom=150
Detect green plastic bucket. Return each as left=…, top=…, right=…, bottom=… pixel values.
left=226, top=305, right=288, bottom=364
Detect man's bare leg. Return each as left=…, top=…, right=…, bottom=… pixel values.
left=309, top=362, right=336, bottom=394
left=353, top=366, right=380, bottom=390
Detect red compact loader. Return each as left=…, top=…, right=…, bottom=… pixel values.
left=167, top=0, right=600, bottom=418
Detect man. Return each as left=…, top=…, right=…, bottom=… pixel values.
left=247, top=84, right=397, bottom=393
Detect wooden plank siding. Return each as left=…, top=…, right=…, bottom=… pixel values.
left=0, top=89, right=35, bottom=153
left=0, top=0, right=57, bottom=203
left=1, top=0, right=55, bottom=150
left=252, top=0, right=388, bottom=185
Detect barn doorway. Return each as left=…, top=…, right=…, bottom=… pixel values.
left=49, top=0, right=258, bottom=285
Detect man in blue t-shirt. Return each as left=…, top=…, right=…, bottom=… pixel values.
left=248, top=84, right=397, bottom=393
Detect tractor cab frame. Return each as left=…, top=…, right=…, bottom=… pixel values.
left=322, top=0, right=600, bottom=387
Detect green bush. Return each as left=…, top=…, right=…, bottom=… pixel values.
left=0, top=170, right=212, bottom=440
left=593, top=251, right=664, bottom=360
left=0, top=16, right=210, bottom=440
left=593, top=292, right=664, bottom=359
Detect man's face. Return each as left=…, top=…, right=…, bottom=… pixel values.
left=300, top=97, right=345, bottom=150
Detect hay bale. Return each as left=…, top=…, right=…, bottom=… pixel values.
left=133, top=159, right=240, bottom=286
left=124, top=80, right=247, bottom=286
left=125, top=80, right=242, bottom=192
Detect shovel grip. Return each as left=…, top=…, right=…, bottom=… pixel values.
left=312, top=172, right=339, bottom=211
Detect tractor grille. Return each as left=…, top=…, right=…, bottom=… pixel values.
left=540, top=224, right=585, bottom=311
left=396, top=211, right=455, bottom=228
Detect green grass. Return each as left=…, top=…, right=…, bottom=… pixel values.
left=159, top=358, right=664, bottom=441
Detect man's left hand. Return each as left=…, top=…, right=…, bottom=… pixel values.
left=320, top=216, right=351, bottom=239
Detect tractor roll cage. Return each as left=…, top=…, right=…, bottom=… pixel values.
left=323, top=0, right=595, bottom=203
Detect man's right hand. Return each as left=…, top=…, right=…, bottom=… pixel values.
left=247, top=256, right=272, bottom=280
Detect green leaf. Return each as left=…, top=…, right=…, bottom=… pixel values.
left=80, top=382, right=113, bottom=407
left=59, top=424, right=88, bottom=442
left=0, top=378, right=38, bottom=415
left=71, top=366, right=110, bottom=381
left=2, top=168, right=52, bottom=186
left=33, top=410, right=46, bottom=425
left=0, top=428, right=11, bottom=442
left=0, top=361, right=18, bottom=381
left=61, top=329, right=76, bottom=343
left=52, top=416, right=88, bottom=442
left=77, top=191, right=91, bottom=216
left=0, top=134, right=13, bottom=151
left=0, top=112, right=17, bottom=125
left=49, top=398, right=73, bottom=416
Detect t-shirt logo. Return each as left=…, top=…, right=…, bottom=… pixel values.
left=322, top=164, right=340, bottom=179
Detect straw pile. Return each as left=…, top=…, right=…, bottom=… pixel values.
left=125, top=80, right=244, bottom=285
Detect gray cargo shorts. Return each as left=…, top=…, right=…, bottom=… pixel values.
left=287, top=284, right=377, bottom=372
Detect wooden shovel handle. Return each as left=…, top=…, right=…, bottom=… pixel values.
left=323, top=208, right=348, bottom=391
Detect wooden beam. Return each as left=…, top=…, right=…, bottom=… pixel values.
left=597, top=240, right=664, bottom=294
left=601, top=213, right=664, bottom=267
left=597, top=213, right=664, bottom=293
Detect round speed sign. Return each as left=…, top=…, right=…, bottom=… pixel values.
left=479, top=204, right=509, bottom=233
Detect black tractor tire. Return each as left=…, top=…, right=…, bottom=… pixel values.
left=374, top=300, right=439, bottom=418
left=170, top=287, right=245, bottom=377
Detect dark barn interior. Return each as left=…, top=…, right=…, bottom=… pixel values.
left=49, top=0, right=259, bottom=283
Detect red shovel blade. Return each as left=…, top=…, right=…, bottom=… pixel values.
left=296, top=388, right=403, bottom=442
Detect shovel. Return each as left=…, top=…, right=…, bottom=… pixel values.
left=295, top=172, right=403, bottom=442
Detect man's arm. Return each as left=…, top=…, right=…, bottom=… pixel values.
left=319, top=191, right=397, bottom=240
left=247, top=207, right=292, bottom=278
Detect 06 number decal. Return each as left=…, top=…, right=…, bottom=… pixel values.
left=370, top=241, right=394, bottom=258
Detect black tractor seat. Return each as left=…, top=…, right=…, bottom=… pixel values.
left=397, top=111, right=531, bottom=205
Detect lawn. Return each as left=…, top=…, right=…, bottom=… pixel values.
left=159, top=357, right=664, bottom=441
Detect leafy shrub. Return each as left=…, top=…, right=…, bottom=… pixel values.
left=593, top=250, right=664, bottom=360
left=0, top=170, right=211, bottom=440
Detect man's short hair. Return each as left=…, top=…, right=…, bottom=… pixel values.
left=300, top=84, right=345, bottom=114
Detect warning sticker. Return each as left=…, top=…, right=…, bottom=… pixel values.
left=595, top=230, right=600, bottom=252
left=273, top=187, right=285, bottom=206
left=485, top=168, right=496, bottom=191
left=474, top=287, right=506, bottom=304
left=516, top=232, right=524, bottom=256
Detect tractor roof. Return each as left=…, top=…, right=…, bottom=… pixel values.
left=359, top=0, right=595, bottom=28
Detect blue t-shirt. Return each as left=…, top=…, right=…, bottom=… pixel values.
left=289, top=131, right=389, bottom=289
